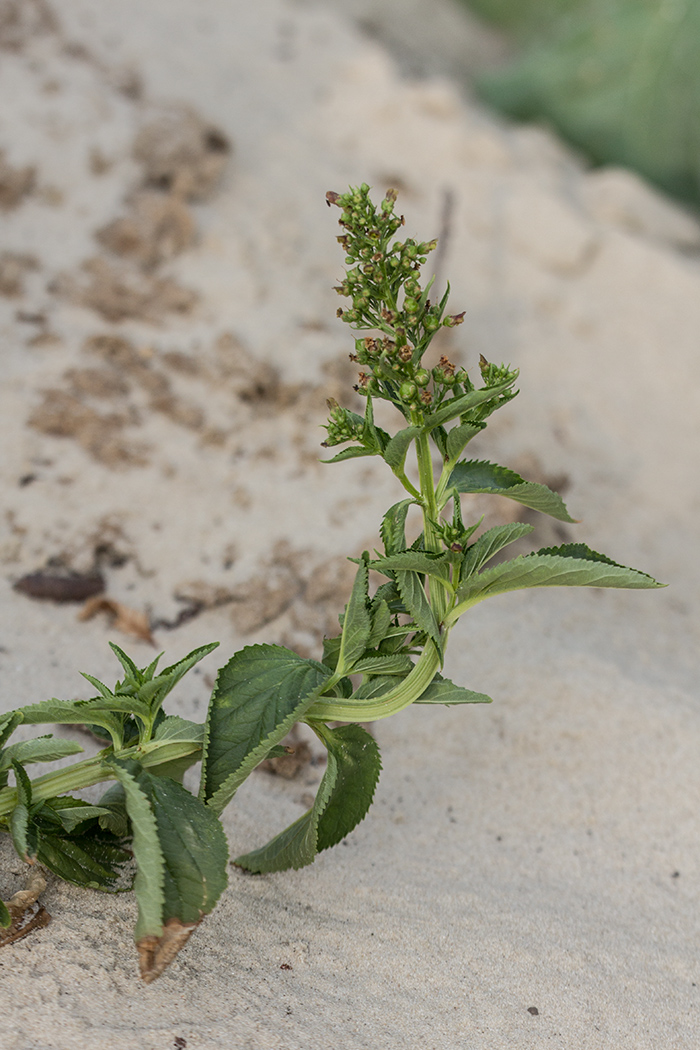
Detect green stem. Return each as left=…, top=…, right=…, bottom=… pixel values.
left=435, top=457, right=458, bottom=511
left=0, top=733, right=204, bottom=820
left=392, top=468, right=422, bottom=502
left=415, top=431, right=438, bottom=541
left=443, top=593, right=482, bottom=629
left=0, top=754, right=114, bottom=819
left=415, top=431, right=450, bottom=624
left=304, top=639, right=444, bottom=722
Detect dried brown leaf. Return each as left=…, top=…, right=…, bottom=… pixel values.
left=137, top=918, right=198, bottom=983
left=0, top=870, right=51, bottom=948
left=78, top=596, right=155, bottom=645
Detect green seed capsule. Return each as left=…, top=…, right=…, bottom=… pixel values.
left=399, top=382, right=417, bottom=400
left=414, top=368, right=430, bottom=387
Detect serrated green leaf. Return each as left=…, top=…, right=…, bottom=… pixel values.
left=96, top=783, right=129, bottom=837
left=377, top=624, right=419, bottom=653
left=351, top=675, right=398, bottom=700
left=0, top=736, right=84, bottom=771
left=321, top=445, right=381, bottom=464
left=448, top=459, right=575, bottom=523
left=46, top=797, right=114, bottom=833
left=12, top=760, right=31, bottom=809
left=19, top=697, right=123, bottom=749
left=0, top=899, right=11, bottom=929
left=315, top=724, right=382, bottom=852
left=351, top=654, right=414, bottom=676
left=234, top=775, right=332, bottom=873
left=10, top=804, right=37, bottom=864
left=396, top=570, right=441, bottom=647
left=321, top=633, right=342, bottom=671
left=10, top=761, right=36, bottom=863
left=137, top=642, right=219, bottom=711
left=461, top=522, right=535, bottom=578
left=382, top=426, right=422, bottom=474
left=371, top=550, right=452, bottom=583
left=201, top=644, right=332, bottom=813
left=446, top=421, right=486, bottom=461
left=137, top=718, right=203, bottom=780
left=152, top=716, right=204, bottom=744
left=35, top=826, right=131, bottom=891
left=235, top=724, right=381, bottom=873
left=80, top=672, right=115, bottom=700
left=110, top=759, right=164, bottom=939
left=423, top=380, right=516, bottom=432
left=414, top=674, right=492, bottom=705
left=80, top=694, right=152, bottom=722
left=450, top=543, right=663, bottom=621
left=380, top=500, right=413, bottom=557
left=431, top=424, right=448, bottom=459
left=138, top=735, right=203, bottom=782
left=108, top=642, right=142, bottom=684
left=134, top=771, right=228, bottom=925
left=373, top=579, right=402, bottom=606
left=0, top=711, right=23, bottom=750
left=361, top=394, right=390, bottom=452
left=367, top=599, right=392, bottom=649
left=337, top=555, right=372, bottom=672
left=142, top=653, right=163, bottom=681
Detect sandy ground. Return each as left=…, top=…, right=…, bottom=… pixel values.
left=1, top=0, right=700, bottom=1046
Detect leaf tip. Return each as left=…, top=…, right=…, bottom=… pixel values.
left=137, top=920, right=200, bottom=983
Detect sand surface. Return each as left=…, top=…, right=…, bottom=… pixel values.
left=1, top=1, right=699, bottom=1046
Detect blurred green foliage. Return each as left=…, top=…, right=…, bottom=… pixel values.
left=462, top=0, right=700, bottom=206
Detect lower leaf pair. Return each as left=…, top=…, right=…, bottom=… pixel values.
left=200, top=643, right=382, bottom=873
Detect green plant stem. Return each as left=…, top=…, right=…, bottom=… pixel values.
left=0, top=753, right=113, bottom=820
left=0, top=737, right=203, bottom=821
left=415, top=430, right=451, bottom=628
left=415, top=431, right=438, bottom=537
left=392, top=468, right=421, bottom=502
left=305, top=638, right=443, bottom=722
left=443, top=592, right=487, bottom=628
left=435, top=456, right=458, bottom=511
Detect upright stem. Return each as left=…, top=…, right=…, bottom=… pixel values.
left=415, top=431, right=449, bottom=623
left=415, top=432, right=438, bottom=544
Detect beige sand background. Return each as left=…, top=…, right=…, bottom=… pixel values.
left=1, top=1, right=699, bottom=1046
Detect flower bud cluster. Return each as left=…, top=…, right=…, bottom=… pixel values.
left=321, top=398, right=365, bottom=448
left=478, top=354, right=518, bottom=389
left=326, top=184, right=481, bottom=419
left=327, top=184, right=441, bottom=351
left=433, top=519, right=468, bottom=552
